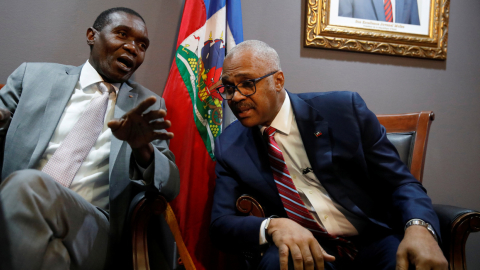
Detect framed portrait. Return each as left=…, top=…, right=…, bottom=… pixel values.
left=305, top=0, right=450, bottom=59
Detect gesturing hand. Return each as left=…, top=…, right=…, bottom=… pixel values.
left=268, top=218, right=335, bottom=270
left=396, top=225, right=447, bottom=270
left=108, top=96, right=173, bottom=165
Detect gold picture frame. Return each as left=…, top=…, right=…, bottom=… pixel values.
left=305, top=0, right=450, bottom=60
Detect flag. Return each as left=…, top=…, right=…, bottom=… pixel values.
left=162, top=0, right=243, bottom=269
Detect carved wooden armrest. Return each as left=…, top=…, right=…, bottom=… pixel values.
left=130, top=191, right=168, bottom=269
left=236, top=194, right=266, bottom=218
left=433, top=204, right=480, bottom=270
left=129, top=190, right=196, bottom=270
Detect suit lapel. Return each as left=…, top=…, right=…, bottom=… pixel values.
left=28, top=65, right=82, bottom=167
left=109, top=82, right=137, bottom=179
left=289, top=93, right=334, bottom=188
left=372, top=0, right=386, bottom=21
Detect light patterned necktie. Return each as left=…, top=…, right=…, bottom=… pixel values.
left=264, top=126, right=357, bottom=260
left=42, top=82, right=113, bottom=188
left=384, top=0, right=393, bottom=22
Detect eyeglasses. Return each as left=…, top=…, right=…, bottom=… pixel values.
left=215, top=70, right=278, bottom=100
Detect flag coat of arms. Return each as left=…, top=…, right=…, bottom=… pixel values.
left=162, top=0, right=243, bottom=269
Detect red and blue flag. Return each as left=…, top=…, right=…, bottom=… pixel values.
left=163, top=0, right=243, bottom=269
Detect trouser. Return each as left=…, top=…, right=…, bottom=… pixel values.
left=257, top=233, right=403, bottom=270
left=0, top=169, right=109, bottom=270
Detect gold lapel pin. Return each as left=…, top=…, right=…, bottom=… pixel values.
left=129, top=95, right=133, bottom=98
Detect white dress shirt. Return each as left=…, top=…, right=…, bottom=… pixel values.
left=259, top=94, right=369, bottom=244
left=36, top=60, right=120, bottom=210
left=389, top=0, right=396, bottom=22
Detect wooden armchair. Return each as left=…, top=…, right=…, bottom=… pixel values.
left=237, top=111, right=480, bottom=270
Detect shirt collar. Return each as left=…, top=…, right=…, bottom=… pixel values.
left=260, top=92, right=293, bottom=135
left=79, top=60, right=121, bottom=93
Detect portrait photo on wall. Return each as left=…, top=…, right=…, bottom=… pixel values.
left=305, top=0, right=450, bottom=59
left=334, top=0, right=430, bottom=35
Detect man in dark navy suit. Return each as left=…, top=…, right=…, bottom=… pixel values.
left=210, top=40, right=446, bottom=270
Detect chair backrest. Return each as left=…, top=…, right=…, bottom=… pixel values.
left=377, top=111, right=434, bottom=183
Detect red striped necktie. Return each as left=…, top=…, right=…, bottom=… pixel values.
left=384, top=0, right=393, bottom=22
left=264, top=126, right=357, bottom=260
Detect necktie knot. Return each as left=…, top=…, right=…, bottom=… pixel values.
left=98, top=81, right=114, bottom=95
left=264, top=126, right=277, bottom=137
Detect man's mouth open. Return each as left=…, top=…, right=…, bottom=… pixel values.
left=117, top=56, right=134, bottom=71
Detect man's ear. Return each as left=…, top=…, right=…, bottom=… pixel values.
left=86, top=27, right=97, bottom=45
left=275, top=71, right=285, bottom=92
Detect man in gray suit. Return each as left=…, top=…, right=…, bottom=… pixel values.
left=339, top=0, right=420, bottom=25
left=0, top=7, right=179, bottom=270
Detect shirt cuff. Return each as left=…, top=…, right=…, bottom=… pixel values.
left=259, top=219, right=268, bottom=245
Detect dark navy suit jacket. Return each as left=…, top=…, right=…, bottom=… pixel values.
left=339, top=0, right=420, bottom=25
left=210, top=91, right=439, bottom=252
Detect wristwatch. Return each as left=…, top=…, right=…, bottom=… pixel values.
left=404, top=219, right=438, bottom=242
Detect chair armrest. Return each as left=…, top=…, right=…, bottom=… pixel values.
left=129, top=190, right=196, bottom=270
left=236, top=194, right=266, bottom=218
left=433, top=204, right=480, bottom=270
left=129, top=190, right=168, bottom=270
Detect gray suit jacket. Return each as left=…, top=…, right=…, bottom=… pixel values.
left=0, top=62, right=180, bottom=268
left=338, top=0, right=420, bottom=25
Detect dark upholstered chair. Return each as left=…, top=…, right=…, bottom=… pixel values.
left=0, top=83, right=195, bottom=270
left=378, top=111, right=480, bottom=270
left=237, top=111, right=480, bottom=270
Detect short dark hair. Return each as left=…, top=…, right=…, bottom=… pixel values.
left=92, top=7, right=145, bottom=32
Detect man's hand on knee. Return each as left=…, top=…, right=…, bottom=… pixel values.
left=268, top=218, right=335, bottom=270
left=396, top=226, right=448, bottom=270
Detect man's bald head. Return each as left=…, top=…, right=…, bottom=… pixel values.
left=225, top=40, right=281, bottom=72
